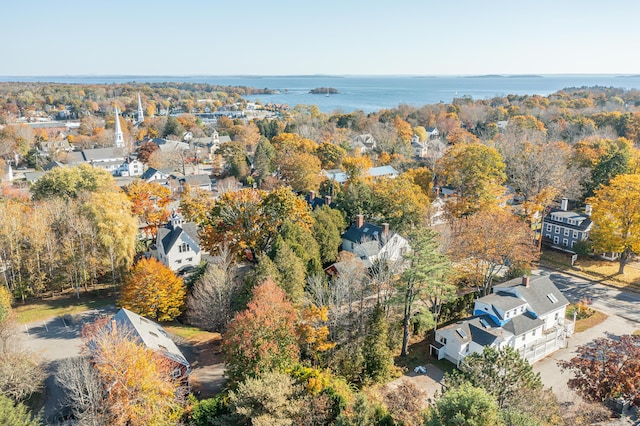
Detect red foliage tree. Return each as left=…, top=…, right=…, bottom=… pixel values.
left=223, top=280, right=299, bottom=384
left=559, top=335, right=640, bottom=407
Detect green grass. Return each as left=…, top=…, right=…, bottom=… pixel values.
left=163, top=322, right=218, bottom=342
left=14, top=291, right=117, bottom=324
left=573, top=310, right=608, bottom=333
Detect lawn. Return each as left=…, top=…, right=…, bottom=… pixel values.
left=540, top=250, right=640, bottom=293
left=573, top=310, right=608, bottom=333
left=163, top=322, right=218, bottom=342
left=14, top=289, right=117, bottom=324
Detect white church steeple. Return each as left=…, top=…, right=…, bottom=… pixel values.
left=136, top=93, right=144, bottom=124
left=114, top=106, right=124, bottom=148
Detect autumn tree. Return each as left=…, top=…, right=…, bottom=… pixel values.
left=120, top=257, right=186, bottom=321
left=202, top=187, right=313, bottom=260
left=297, top=305, right=336, bottom=365
left=316, top=142, right=346, bottom=169
left=277, top=151, right=323, bottom=192
left=559, top=334, right=640, bottom=407
left=136, top=140, right=159, bottom=163
left=179, top=186, right=215, bottom=227
left=86, top=322, right=183, bottom=425
left=587, top=173, right=640, bottom=274
left=573, top=137, right=633, bottom=196
left=445, top=346, right=543, bottom=409
left=439, top=142, right=506, bottom=217
left=371, top=176, right=430, bottom=232
left=31, top=163, right=117, bottom=200
left=450, top=209, right=538, bottom=296
left=56, top=356, right=108, bottom=425
left=399, top=227, right=451, bottom=357
left=124, top=179, right=172, bottom=235
left=223, top=280, right=300, bottom=384
left=341, top=155, right=372, bottom=181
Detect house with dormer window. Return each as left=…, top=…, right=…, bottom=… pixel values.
left=431, top=274, right=571, bottom=366
left=154, top=212, right=202, bottom=272
left=542, top=198, right=592, bottom=251
left=340, top=214, right=410, bottom=266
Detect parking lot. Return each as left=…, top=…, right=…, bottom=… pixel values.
left=17, top=307, right=117, bottom=422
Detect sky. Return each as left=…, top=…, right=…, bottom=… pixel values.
left=2, top=0, right=640, bottom=76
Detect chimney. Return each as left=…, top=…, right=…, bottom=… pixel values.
left=309, top=190, right=315, bottom=201
left=382, top=223, right=389, bottom=238
left=561, top=198, right=568, bottom=211
left=325, top=195, right=332, bottom=206
left=585, top=204, right=592, bottom=217
left=522, top=276, right=530, bottom=288
left=356, top=214, right=364, bottom=229
left=111, top=319, right=117, bottom=334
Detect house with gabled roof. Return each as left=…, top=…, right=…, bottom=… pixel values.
left=109, top=308, right=191, bottom=393
left=542, top=198, right=592, bottom=252
left=432, top=274, right=572, bottom=366
left=350, top=134, right=376, bottom=153
left=341, top=214, right=410, bottom=266
left=155, top=212, right=202, bottom=273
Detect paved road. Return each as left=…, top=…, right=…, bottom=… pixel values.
left=17, top=307, right=117, bottom=423
left=532, top=269, right=639, bottom=423
left=540, top=268, right=640, bottom=323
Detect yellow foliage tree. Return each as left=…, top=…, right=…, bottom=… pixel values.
left=342, top=155, right=373, bottom=181
left=297, top=305, right=336, bottom=364
left=89, top=325, right=183, bottom=425
left=120, top=258, right=186, bottom=321
left=587, top=173, right=640, bottom=274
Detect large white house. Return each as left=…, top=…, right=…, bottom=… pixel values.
left=432, top=274, right=572, bottom=366
left=155, top=212, right=202, bottom=272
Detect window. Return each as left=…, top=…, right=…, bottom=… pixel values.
left=545, top=233, right=551, bottom=239
left=465, top=344, right=470, bottom=353
left=546, top=224, right=551, bottom=232
left=571, top=241, right=575, bottom=248
left=187, top=257, right=193, bottom=262
left=554, top=236, right=559, bottom=244
left=532, top=329, right=536, bottom=337
left=440, top=337, right=447, bottom=344
left=554, top=312, right=559, bottom=320
left=172, top=368, right=181, bottom=378
left=547, top=293, right=558, bottom=303
left=176, top=259, right=182, bottom=264
left=564, top=228, right=570, bottom=236
left=506, top=311, right=510, bottom=318
left=554, top=226, right=560, bottom=233
left=522, top=336, right=525, bottom=341
left=573, top=230, right=578, bottom=239
left=563, top=238, right=568, bottom=246
left=455, top=328, right=468, bottom=339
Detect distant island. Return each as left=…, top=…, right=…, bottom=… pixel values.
left=462, top=74, right=544, bottom=79
left=309, top=87, right=339, bottom=94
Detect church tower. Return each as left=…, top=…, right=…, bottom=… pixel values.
left=114, top=106, right=125, bottom=148
left=137, top=93, right=144, bottom=124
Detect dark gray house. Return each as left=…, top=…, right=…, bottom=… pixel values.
left=542, top=198, right=591, bottom=251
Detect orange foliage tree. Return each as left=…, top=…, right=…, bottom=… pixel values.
left=119, top=258, right=186, bottom=321
left=124, top=180, right=172, bottom=236
left=87, top=323, right=183, bottom=425
left=223, top=280, right=300, bottom=384
left=450, top=209, right=538, bottom=296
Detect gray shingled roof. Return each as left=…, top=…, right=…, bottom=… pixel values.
left=158, top=221, right=201, bottom=254
left=342, top=222, right=392, bottom=245
left=440, top=315, right=506, bottom=346
left=494, top=275, right=569, bottom=317
left=82, top=147, right=125, bottom=161
left=113, top=308, right=189, bottom=367
left=180, top=174, right=211, bottom=187
left=502, top=312, right=544, bottom=336
left=544, top=208, right=592, bottom=231
left=480, top=292, right=526, bottom=312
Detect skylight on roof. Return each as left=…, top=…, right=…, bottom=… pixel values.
left=547, top=293, right=558, bottom=303
left=456, top=328, right=468, bottom=339
left=480, top=318, right=490, bottom=328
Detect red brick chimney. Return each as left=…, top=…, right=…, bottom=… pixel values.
left=356, top=214, right=364, bottom=229
left=522, top=276, right=530, bottom=288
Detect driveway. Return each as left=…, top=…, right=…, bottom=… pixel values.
left=16, top=307, right=117, bottom=422
left=533, top=269, right=639, bottom=423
